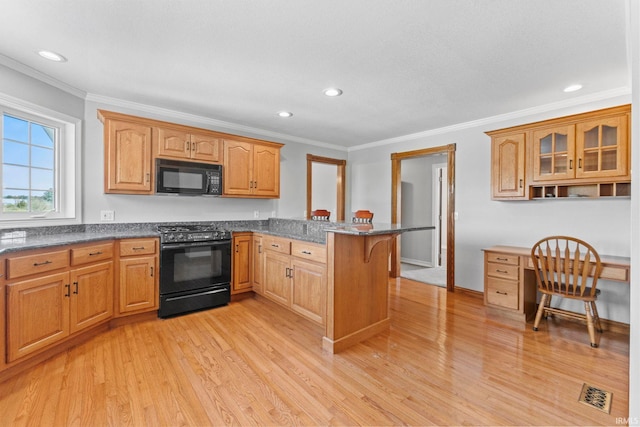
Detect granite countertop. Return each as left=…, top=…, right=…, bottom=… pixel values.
left=0, top=229, right=160, bottom=254
left=325, top=222, right=435, bottom=236
left=0, top=219, right=434, bottom=254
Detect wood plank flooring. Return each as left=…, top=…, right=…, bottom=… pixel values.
left=0, top=278, right=629, bottom=426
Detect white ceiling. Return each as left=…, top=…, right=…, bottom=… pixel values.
left=0, top=0, right=630, bottom=148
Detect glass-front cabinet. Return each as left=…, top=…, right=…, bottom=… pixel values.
left=532, top=112, right=629, bottom=182
left=532, top=125, right=575, bottom=181
left=575, top=115, right=628, bottom=179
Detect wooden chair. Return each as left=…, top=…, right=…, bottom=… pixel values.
left=530, top=236, right=603, bottom=347
left=310, top=209, right=331, bottom=221
left=352, top=210, right=374, bottom=223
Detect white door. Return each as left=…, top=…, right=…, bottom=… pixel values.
left=432, top=163, right=448, bottom=267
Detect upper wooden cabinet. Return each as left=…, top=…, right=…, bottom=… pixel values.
left=223, top=139, right=281, bottom=198
left=575, top=114, right=628, bottom=179
left=99, top=112, right=153, bottom=194
left=487, top=105, right=630, bottom=200
left=491, top=132, right=527, bottom=199
left=99, top=110, right=283, bottom=197
left=532, top=125, right=575, bottom=181
left=156, top=127, right=222, bottom=164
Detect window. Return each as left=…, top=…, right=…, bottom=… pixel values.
left=0, top=99, right=80, bottom=225
left=3, top=113, right=57, bottom=214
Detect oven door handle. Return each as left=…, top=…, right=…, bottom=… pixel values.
left=161, top=240, right=231, bottom=250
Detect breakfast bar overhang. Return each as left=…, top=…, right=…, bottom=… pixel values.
left=323, top=223, right=435, bottom=353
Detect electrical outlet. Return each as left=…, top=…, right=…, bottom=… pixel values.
left=254, top=210, right=259, bottom=219
left=100, top=210, right=115, bottom=221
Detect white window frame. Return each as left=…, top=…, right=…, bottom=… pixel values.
left=0, top=93, right=81, bottom=226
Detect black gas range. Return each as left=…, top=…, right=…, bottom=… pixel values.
left=157, top=225, right=232, bottom=318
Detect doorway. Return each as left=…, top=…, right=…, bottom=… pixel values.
left=391, top=144, right=456, bottom=292
left=306, top=154, right=346, bottom=222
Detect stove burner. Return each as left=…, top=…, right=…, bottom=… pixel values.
left=157, top=225, right=231, bottom=243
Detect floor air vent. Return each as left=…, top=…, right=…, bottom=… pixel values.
left=578, top=383, right=612, bottom=414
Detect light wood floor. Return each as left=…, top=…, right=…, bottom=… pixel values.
left=0, top=278, right=629, bottom=426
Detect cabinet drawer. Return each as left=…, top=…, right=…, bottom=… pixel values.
left=486, top=252, right=519, bottom=266
left=291, top=241, right=326, bottom=264
left=7, top=249, right=70, bottom=279
left=486, top=262, right=519, bottom=280
left=263, top=236, right=291, bottom=254
left=486, top=277, right=519, bottom=310
left=71, top=242, right=114, bottom=266
left=119, top=239, right=157, bottom=257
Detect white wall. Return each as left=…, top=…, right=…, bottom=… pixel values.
left=349, top=94, right=632, bottom=324
left=401, top=155, right=443, bottom=265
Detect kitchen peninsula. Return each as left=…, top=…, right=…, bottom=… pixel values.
left=323, top=222, right=435, bottom=353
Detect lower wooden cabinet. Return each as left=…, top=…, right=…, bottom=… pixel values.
left=6, top=272, right=71, bottom=362
left=251, top=234, right=264, bottom=294
left=264, top=251, right=292, bottom=306
left=5, top=241, right=117, bottom=362
left=1, top=237, right=159, bottom=376
left=263, top=236, right=327, bottom=325
left=232, top=233, right=252, bottom=294
left=69, top=261, right=114, bottom=333
left=117, top=238, right=158, bottom=315
left=290, top=258, right=326, bottom=325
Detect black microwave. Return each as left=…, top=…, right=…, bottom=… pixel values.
left=156, top=159, right=222, bottom=195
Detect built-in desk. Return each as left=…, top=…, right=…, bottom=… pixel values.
left=483, top=245, right=630, bottom=323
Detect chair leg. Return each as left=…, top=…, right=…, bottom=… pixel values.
left=543, top=295, right=552, bottom=319
left=591, top=301, right=603, bottom=334
left=584, top=301, right=598, bottom=348
left=533, top=294, right=548, bottom=331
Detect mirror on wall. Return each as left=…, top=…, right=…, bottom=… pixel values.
left=306, top=154, right=346, bottom=222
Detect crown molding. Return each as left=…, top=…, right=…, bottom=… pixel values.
left=0, top=54, right=87, bottom=99
left=85, top=93, right=348, bottom=152
left=348, top=87, right=632, bottom=152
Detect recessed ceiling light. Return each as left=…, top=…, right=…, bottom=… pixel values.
left=564, top=84, right=583, bottom=93
left=323, top=88, right=343, bottom=97
left=277, top=111, right=293, bottom=118
left=38, top=50, right=67, bottom=62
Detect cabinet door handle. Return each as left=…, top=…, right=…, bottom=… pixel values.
left=150, top=266, right=154, bottom=277
left=496, top=290, right=508, bottom=295
left=146, top=173, right=150, bottom=183
left=235, top=244, right=239, bottom=253
left=496, top=257, right=508, bottom=261
left=73, top=281, right=79, bottom=294
left=302, top=250, right=312, bottom=255
left=258, top=244, right=262, bottom=254
left=271, top=244, right=279, bottom=248
left=186, top=140, right=190, bottom=151
left=496, top=269, right=508, bottom=274
left=133, top=246, right=145, bottom=250
left=65, top=283, right=71, bottom=297
left=519, top=179, right=523, bottom=188
left=33, top=260, right=52, bottom=267
left=285, top=267, right=290, bottom=278
left=192, top=142, right=196, bottom=151
left=89, top=251, right=103, bottom=256
left=569, top=159, right=573, bottom=170
left=578, top=158, right=582, bottom=169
